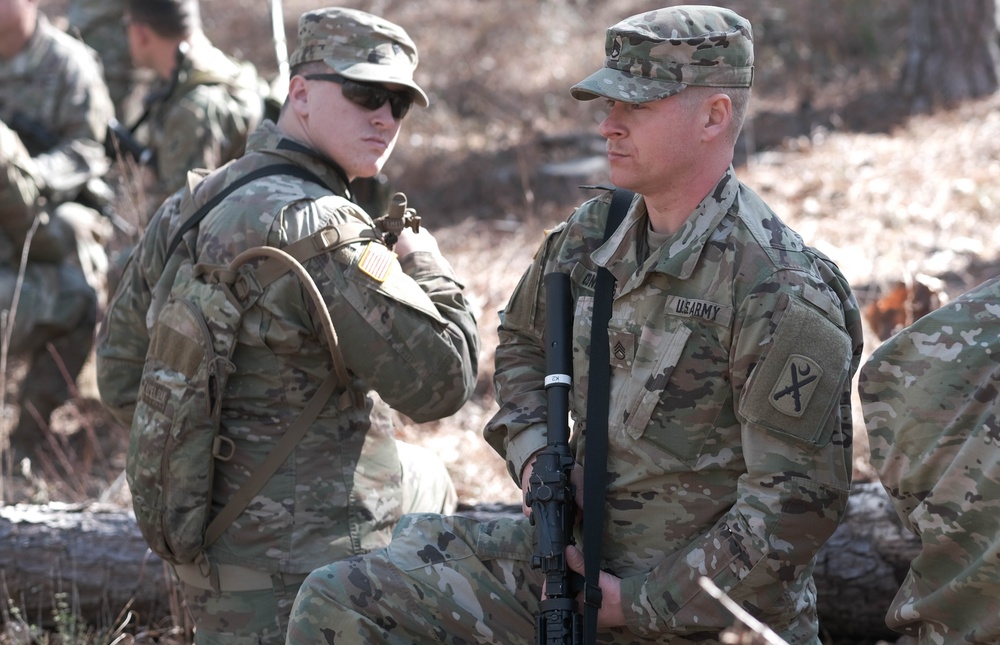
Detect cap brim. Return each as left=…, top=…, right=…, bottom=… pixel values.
left=570, top=67, right=685, bottom=103
left=326, top=59, right=430, bottom=107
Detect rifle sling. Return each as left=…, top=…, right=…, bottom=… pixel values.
left=582, top=187, right=633, bottom=643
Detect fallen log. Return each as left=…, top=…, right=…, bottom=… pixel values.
left=0, top=502, right=173, bottom=633
left=814, top=481, right=921, bottom=641
left=0, top=482, right=919, bottom=641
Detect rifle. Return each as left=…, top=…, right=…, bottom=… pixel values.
left=526, top=271, right=582, bottom=645
left=106, top=117, right=154, bottom=166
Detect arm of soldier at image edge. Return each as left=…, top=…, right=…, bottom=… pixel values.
left=617, top=283, right=858, bottom=639
left=0, top=122, right=43, bottom=237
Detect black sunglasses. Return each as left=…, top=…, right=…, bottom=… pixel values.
left=303, top=73, right=414, bottom=120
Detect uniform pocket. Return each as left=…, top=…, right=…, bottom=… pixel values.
left=622, top=324, right=692, bottom=441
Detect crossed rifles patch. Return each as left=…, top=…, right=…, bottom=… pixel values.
left=769, top=354, right=822, bottom=418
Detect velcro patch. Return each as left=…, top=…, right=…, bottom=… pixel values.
left=740, top=294, right=851, bottom=445
left=609, top=329, right=636, bottom=370
left=357, top=242, right=396, bottom=282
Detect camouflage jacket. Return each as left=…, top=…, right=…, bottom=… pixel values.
left=860, top=275, right=1000, bottom=644
left=141, top=39, right=264, bottom=213
left=0, top=13, right=112, bottom=208
left=97, top=121, right=480, bottom=573
left=486, top=168, right=863, bottom=642
left=68, top=0, right=134, bottom=117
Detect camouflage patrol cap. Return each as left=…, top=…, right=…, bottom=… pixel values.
left=289, top=7, right=428, bottom=107
left=571, top=5, right=754, bottom=103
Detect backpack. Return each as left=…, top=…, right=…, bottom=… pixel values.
left=126, top=165, right=378, bottom=572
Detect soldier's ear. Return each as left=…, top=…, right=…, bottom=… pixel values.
left=702, top=93, right=732, bottom=143
left=286, top=75, right=311, bottom=117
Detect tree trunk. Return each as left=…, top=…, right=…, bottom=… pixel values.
left=0, top=483, right=919, bottom=641
left=901, top=0, right=1000, bottom=112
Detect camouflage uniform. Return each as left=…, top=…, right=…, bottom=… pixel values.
left=137, top=39, right=265, bottom=219
left=0, top=11, right=112, bottom=449
left=68, top=0, right=140, bottom=120
left=96, top=9, right=477, bottom=642
left=860, top=276, right=1000, bottom=644
left=288, top=7, right=863, bottom=645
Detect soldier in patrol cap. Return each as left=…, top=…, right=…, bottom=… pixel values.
left=121, top=0, right=265, bottom=220
left=1, top=0, right=113, bottom=461
left=96, top=6, right=478, bottom=643
left=861, top=275, right=1000, bottom=644
left=287, top=5, right=862, bottom=644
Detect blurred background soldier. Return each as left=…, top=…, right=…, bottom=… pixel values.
left=68, top=0, right=147, bottom=123
left=0, top=0, right=113, bottom=459
left=120, top=0, right=265, bottom=221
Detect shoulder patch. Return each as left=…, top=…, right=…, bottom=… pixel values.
left=356, top=241, right=396, bottom=282
left=768, top=354, right=823, bottom=417
left=740, top=295, right=852, bottom=445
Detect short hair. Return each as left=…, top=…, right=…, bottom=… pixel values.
left=126, top=0, right=201, bottom=39
left=678, top=86, right=752, bottom=145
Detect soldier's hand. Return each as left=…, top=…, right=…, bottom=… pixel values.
left=520, top=454, right=584, bottom=521
left=392, top=226, right=440, bottom=258
left=565, top=544, right=625, bottom=627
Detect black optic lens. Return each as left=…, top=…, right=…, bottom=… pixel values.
left=304, top=73, right=413, bottom=120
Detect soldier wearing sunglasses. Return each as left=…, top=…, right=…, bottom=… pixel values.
left=97, top=7, right=480, bottom=644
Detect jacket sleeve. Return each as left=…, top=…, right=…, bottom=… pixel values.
left=482, top=222, right=568, bottom=481
left=30, top=40, right=112, bottom=203
left=0, top=122, right=42, bottom=241
left=307, top=230, right=481, bottom=424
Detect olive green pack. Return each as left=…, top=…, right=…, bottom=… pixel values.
left=126, top=168, right=375, bottom=572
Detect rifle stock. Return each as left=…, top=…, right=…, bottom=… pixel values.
left=527, top=271, right=582, bottom=645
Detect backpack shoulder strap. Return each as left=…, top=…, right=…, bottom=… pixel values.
left=252, top=221, right=382, bottom=288
left=165, top=163, right=326, bottom=260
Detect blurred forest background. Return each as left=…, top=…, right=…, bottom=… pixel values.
left=3, top=0, right=1000, bottom=640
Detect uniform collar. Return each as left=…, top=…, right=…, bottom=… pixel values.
left=593, top=167, right=740, bottom=291
left=244, top=120, right=353, bottom=197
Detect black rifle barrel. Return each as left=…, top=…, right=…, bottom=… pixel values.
left=530, top=271, right=582, bottom=645
left=543, top=271, right=573, bottom=445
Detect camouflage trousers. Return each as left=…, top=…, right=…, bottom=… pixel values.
left=285, top=513, right=758, bottom=644
left=286, top=512, right=539, bottom=645
left=177, top=440, right=458, bottom=644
